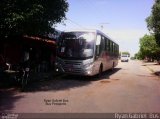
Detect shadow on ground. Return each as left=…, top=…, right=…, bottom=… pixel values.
left=154, top=71, right=160, bottom=76
left=141, top=62, right=160, bottom=77
left=0, top=89, right=25, bottom=113
left=89, top=68, right=121, bottom=81
left=0, top=68, right=121, bottom=93
left=22, top=68, right=121, bottom=92
left=142, top=62, right=159, bottom=66
left=0, top=71, right=19, bottom=90
left=0, top=68, right=121, bottom=112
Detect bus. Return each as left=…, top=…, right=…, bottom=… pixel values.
left=120, top=52, right=130, bottom=62
left=55, top=29, right=119, bottom=76
left=121, top=54, right=129, bottom=62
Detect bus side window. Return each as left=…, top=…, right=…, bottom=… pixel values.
left=114, top=44, right=117, bottom=55
left=106, top=38, right=109, bottom=52
left=117, top=45, right=119, bottom=55
left=108, top=40, right=111, bottom=53
left=96, top=46, right=100, bottom=56
left=110, top=41, right=113, bottom=53
left=96, top=34, right=101, bottom=56
left=96, top=34, right=105, bottom=56
left=115, top=44, right=118, bottom=55
left=113, top=43, right=115, bottom=54
left=100, top=36, right=105, bottom=52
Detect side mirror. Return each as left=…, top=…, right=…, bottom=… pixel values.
left=96, top=35, right=101, bottom=45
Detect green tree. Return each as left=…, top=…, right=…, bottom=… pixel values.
left=139, top=34, right=160, bottom=61
left=0, top=0, right=68, bottom=40
left=136, top=51, right=144, bottom=60
left=134, top=53, right=139, bottom=60
left=121, top=51, right=130, bottom=57
left=146, top=0, right=160, bottom=45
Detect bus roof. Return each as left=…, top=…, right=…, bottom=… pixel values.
left=64, top=29, right=118, bottom=45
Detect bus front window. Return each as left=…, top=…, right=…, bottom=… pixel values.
left=58, top=32, right=95, bottom=60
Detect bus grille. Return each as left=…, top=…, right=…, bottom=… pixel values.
left=63, top=60, right=83, bottom=74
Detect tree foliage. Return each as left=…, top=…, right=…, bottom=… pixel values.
left=146, top=0, right=160, bottom=45
left=138, top=34, right=160, bottom=61
left=0, top=0, right=68, bottom=39
left=121, top=51, right=130, bottom=57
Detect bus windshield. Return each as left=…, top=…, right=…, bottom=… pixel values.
left=121, top=55, right=128, bottom=57
left=57, top=32, right=95, bottom=60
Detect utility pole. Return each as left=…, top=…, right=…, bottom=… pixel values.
left=100, top=23, right=109, bottom=30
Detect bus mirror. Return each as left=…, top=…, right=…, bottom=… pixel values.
left=96, top=36, right=101, bottom=45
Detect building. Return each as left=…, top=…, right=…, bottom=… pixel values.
left=0, top=35, right=56, bottom=72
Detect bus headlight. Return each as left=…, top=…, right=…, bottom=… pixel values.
left=87, top=70, right=92, bottom=75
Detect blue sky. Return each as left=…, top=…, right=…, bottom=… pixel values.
left=55, top=0, right=154, bottom=56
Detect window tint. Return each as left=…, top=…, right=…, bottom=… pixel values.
left=108, top=40, right=110, bottom=52
left=113, top=43, right=115, bottom=54
left=100, top=36, right=105, bottom=52
left=105, top=38, right=109, bottom=51
left=110, top=41, right=113, bottom=53
left=96, top=33, right=119, bottom=55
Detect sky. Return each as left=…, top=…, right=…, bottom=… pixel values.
left=55, top=0, right=155, bottom=57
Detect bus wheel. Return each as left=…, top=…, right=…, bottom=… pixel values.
left=98, top=65, right=103, bottom=78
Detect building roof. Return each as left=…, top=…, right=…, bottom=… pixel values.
left=23, top=35, right=56, bottom=49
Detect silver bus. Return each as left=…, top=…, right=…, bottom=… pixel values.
left=55, top=29, right=119, bottom=76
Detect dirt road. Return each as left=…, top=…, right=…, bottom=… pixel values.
left=0, top=60, right=160, bottom=113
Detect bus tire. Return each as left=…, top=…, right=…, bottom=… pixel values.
left=98, top=64, right=103, bottom=78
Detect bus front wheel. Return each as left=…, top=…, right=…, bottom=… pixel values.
left=98, top=64, right=103, bottom=78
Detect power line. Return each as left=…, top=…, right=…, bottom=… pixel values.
left=100, top=23, right=110, bottom=30
left=66, top=18, right=87, bottom=29
left=63, top=1, right=109, bottom=30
